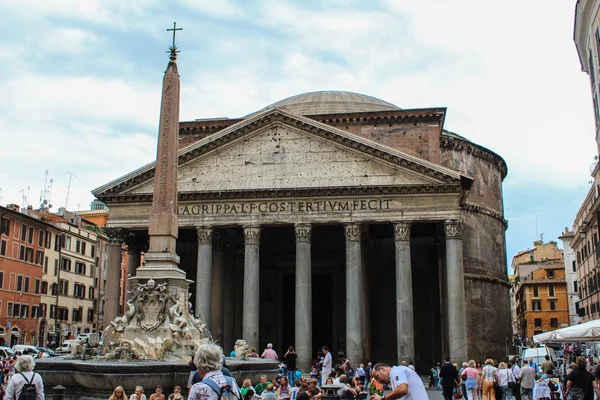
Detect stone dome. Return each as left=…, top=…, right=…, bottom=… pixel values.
left=260, top=90, right=401, bottom=116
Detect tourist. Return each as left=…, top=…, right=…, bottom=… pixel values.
left=541, top=356, right=554, bottom=376
left=149, top=385, right=165, bottom=400
left=476, top=362, right=484, bottom=400
left=5, top=355, right=44, bottom=400
left=168, top=386, right=184, bottom=400
left=440, top=357, right=459, bottom=400
left=325, top=377, right=334, bottom=386
left=5, top=357, right=16, bottom=384
left=534, top=375, right=550, bottom=400
left=289, top=380, right=301, bottom=400
left=262, top=344, right=278, bottom=360
left=320, top=346, right=332, bottom=386
left=255, top=375, right=272, bottom=396
left=338, top=353, right=353, bottom=377
left=244, top=389, right=258, bottom=400
left=429, top=365, right=437, bottom=388
left=110, top=386, right=128, bottom=400
left=260, top=384, right=278, bottom=400
left=276, top=376, right=292, bottom=400
left=284, top=347, right=298, bottom=384
left=189, top=343, right=241, bottom=400
left=459, top=362, right=469, bottom=400
left=518, top=360, right=535, bottom=400
left=481, top=359, right=497, bottom=400
left=241, top=379, right=255, bottom=397
left=0, top=384, right=6, bottom=400
left=248, top=348, right=259, bottom=358
left=462, top=360, right=479, bottom=400
left=370, top=362, right=427, bottom=400
left=565, top=356, right=598, bottom=400
left=356, top=364, right=366, bottom=383
left=333, top=374, right=346, bottom=386
left=496, top=362, right=512, bottom=400
left=130, top=386, right=147, bottom=400
left=310, top=366, right=319, bottom=380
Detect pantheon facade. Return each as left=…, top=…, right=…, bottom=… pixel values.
left=93, top=91, right=510, bottom=371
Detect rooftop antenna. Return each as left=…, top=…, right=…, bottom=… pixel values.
left=41, top=169, right=49, bottom=203
left=65, top=172, right=77, bottom=210
left=47, top=178, right=54, bottom=204
left=27, top=186, right=30, bottom=207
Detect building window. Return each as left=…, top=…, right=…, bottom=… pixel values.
left=25, top=247, right=33, bottom=263
left=534, top=318, right=542, bottom=327
left=75, top=240, right=80, bottom=253
left=90, top=245, right=95, bottom=258
left=60, top=258, right=71, bottom=272
left=573, top=260, right=577, bottom=272
left=73, top=283, right=86, bottom=299
left=0, top=271, right=4, bottom=289
left=54, top=259, right=58, bottom=276
left=0, top=240, right=5, bottom=257
left=44, top=256, right=48, bottom=274
left=533, top=300, right=542, bottom=311
left=13, top=303, right=20, bottom=318
left=49, top=304, right=55, bottom=319
left=34, top=279, right=40, bottom=294
left=65, top=236, right=71, bottom=250
left=74, top=262, right=86, bottom=275
left=547, top=270, right=554, bottom=279
left=41, top=281, right=48, bottom=295
left=31, top=306, right=39, bottom=319
left=549, top=284, right=555, bottom=296
left=40, top=304, right=46, bottom=318
left=574, top=280, right=579, bottom=293
left=87, top=308, right=94, bottom=323
left=7, top=302, right=13, bottom=317
left=58, top=279, right=69, bottom=296
left=45, top=232, right=51, bottom=249
left=16, top=275, right=23, bottom=291
left=549, top=300, right=557, bottom=311
left=38, top=231, right=44, bottom=247
left=19, top=245, right=25, bottom=260
left=81, top=242, right=86, bottom=255
left=35, top=250, right=43, bottom=265
left=88, top=286, right=94, bottom=300
left=533, top=286, right=539, bottom=297
left=27, top=227, right=33, bottom=244
left=23, top=277, right=29, bottom=293
left=0, top=218, right=9, bottom=236
left=21, top=305, right=28, bottom=318
left=20, top=224, right=26, bottom=241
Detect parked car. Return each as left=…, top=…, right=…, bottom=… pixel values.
left=0, top=346, right=14, bottom=358
left=12, top=345, right=41, bottom=356
left=56, top=340, right=75, bottom=354
left=36, top=347, right=57, bottom=357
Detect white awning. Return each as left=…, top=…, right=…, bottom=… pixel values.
left=533, top=319, right=600, bottom=343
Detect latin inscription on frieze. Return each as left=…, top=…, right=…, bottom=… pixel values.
left=179, top=199, right=392, bottom=216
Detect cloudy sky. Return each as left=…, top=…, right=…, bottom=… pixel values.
left=0, top=0, right=595, bottom=266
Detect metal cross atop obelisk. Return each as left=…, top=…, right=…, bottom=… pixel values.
left=167, top=22, right=182, bottom=59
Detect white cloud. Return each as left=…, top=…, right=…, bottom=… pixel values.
left=40, top=28, right=99, bottom=54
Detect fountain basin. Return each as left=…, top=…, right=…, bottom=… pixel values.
left=35, top=357, right=280, bottom=399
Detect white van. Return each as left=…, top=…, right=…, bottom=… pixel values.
left=522, top=347, right=558, bottom=374
left=12, top=345, right=40, bottom=356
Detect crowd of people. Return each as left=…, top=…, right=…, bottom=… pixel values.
left=428, top=353, right=600, bottom=400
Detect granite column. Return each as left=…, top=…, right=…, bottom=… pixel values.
left=344, top=223, right=364, bottom=364
left=105, top=228, right=125, bottom=325
left=210, top=231, right=226, bottom=345
left=394, top=222, right=414, bottom=364
left=125, top=242, right=141, bottom=302
left=196, top=227, right=213, bottom=325
left=295, top=224, right=312, bottom=373
left=444, top=219, right=468, bottom=362
left=243, top=226, right=261, bottom=349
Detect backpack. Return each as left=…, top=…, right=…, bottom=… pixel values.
left=17, top=372, right=37, bottom=400
left=201, top=376, right=240, bottom=400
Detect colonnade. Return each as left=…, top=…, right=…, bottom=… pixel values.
left=105, top=219, right=469, bottom=371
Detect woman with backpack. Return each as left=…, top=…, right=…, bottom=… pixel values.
left=4, top=355, right=44, bottom=400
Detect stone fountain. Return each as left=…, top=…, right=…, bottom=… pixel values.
left=34, top=26, right=279, bottom=399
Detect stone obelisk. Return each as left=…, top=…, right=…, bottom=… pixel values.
left=121, top=25, right=203, bottom=343
left=138, top=35, right=182, bottom=278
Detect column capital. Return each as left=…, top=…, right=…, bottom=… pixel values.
left=294, top=224, right=312, bottom=243
left=243, top=226, right=261, bottom=245
left=196, top=226, right=213, bottom=245
left=105, top=228, right=126, bottom=245
left=444, top=219, right=464, bottom=239
left=344, top=223, right=362, bottom=242
left=393, top=222, right=411, bottom=242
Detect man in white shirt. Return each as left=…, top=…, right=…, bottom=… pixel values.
left=370, top=363, right=428, bottom=400
left=320, top=346, right=332, bottom=386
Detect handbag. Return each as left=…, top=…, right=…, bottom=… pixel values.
left=508, top=368, right=518, bottom=390
left=453, top=381, right=463, bottom=400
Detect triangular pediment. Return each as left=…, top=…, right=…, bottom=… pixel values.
left=93, top=109, right=468, bottom=200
